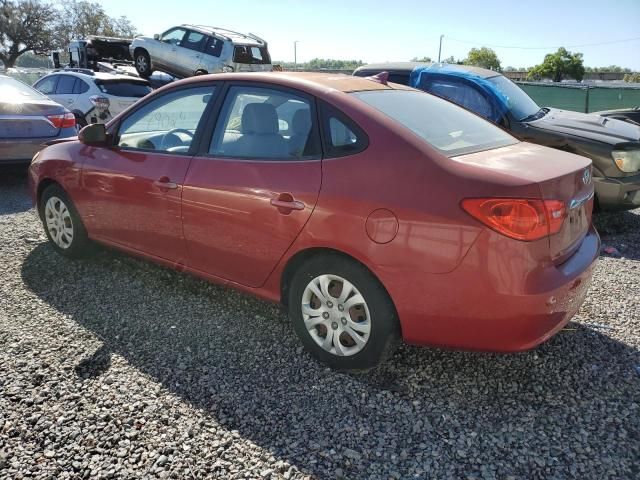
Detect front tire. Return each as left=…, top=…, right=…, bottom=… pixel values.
left=39, top=184, right=94, bottom=258
left=288, top=254, right=400, bottom=370
left=134, top=50, right=152, bottom=78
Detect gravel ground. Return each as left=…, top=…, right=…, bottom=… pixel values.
left=1, top=166, right=638, bottom=480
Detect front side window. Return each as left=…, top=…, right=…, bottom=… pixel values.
left=161, top=28, right=186, bottom=46
left=34, top=75, right=58, bottom=95
left=352, top=90, right=516, bottom=157
left=428, top=80, right=493, bottom=119
left=117, top=86, right=215, bottom=153
left=183, top=31, right=207, bottom=52
left=210, top=86, right=319, bottom=160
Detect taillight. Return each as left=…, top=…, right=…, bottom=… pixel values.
left=89, top=95, right=110, bottom=111
left=461, top=198, right=567, bottom=241
left=46, top=112, right=76, bottom=129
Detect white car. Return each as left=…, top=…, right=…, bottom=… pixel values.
left=130, top=25, right=272, bottom=79
left=33, top=70, right=153, bottom=127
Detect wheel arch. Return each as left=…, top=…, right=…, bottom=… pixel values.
left=279, top=247, right=401, bottom=333
left=133, top=47, right=149, bottom=58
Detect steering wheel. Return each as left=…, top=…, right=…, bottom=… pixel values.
left=159, top=128, right=194, bottom=150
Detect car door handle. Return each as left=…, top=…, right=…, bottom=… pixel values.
left=270, top=195, right=305, bottom=211
left=153, top=177, right=178, bottom=189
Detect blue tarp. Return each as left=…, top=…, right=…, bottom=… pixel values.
left=409, top=64, right=510, bottom=122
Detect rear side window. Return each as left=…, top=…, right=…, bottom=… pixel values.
left=320, top=104, right=368, bottom=157
left=96, top=81, right=152, bottom=98
left=73, top=79, right=90, bottom=94
left=204, top=37, right=224, bottom=57
left=352, top=90, right=516, bottom=157
left=34, top=75, right=59, bottom=95
left=55, top=75, right=76, bottom=94
left=233, top=46, right=271, bottom=64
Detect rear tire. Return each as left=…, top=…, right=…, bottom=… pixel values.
left=39, top=184, right=95, bottom=259
left=73, top=112, right=88, bottom=129
left=134, top=50, right=152, bottom=78
left=288, top=253, right=400, bottom=371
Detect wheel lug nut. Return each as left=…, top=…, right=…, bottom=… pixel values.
left=327, top=301, right=333, bottom=308
left=338, top=305, right=344, bottom=311
left=322, top=312, right=330, bottom=319
left=341, top=317, right=347, bottom=325
left=331, top=322, right=338, bottom=330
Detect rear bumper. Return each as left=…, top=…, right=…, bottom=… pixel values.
left=393, top=226, right=600, bottom=352
left=594, top=173, right=640, bottom=211
left=0, top=130, right=76, bottom=164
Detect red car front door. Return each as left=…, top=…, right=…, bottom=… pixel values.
left=79, top=85, right=217, bottom=264
left=181, top=84, right=322, bottom=287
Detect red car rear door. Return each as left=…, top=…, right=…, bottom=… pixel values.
left=181, top=83, right=322, bottom=287
left=80, top=85, right=218, bottom=264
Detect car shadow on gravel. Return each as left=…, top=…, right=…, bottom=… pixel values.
left=21, top=243, right=640, bottom=479
left=0, top=165, right=31, bottom=215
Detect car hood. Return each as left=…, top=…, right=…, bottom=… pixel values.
left=527, top=108, right=640, bottom=145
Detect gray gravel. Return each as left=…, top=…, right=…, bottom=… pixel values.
left=1, top=166, right=639, bottom=479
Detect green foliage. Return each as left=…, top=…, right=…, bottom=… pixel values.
left=410, top=56, right=431, bottom=63
left=0, top=0, right=137, bottom=68
left=275, top=58, right=365, bottom=71
left=441, top=55, right=463, bottom=65
left=624, top=72, right=640, bottom=83
left=0, top=0, right=57, bottom=68
left=585, top=65, right=632, bottom=73
left=15, top=51, right=50, bottom=67
left=527, top=48, right=585, bottom=82
left=463, top=47, right=501, bottom=71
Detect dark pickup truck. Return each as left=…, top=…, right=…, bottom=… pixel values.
left=354, top=62, right=640, bottom=211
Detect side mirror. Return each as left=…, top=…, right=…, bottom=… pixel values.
left=153, top=33, right=160, bottom=40
left=78, top=123, right=108, bottom=146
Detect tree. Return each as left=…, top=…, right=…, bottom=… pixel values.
left=54, top=0, right=138, bottom=48
left=463, top=47, right=501, bottom=71
left=624, top=72, right=640, bottom=83
left=0, top=0, right=56, bottom=68
left=411, top=56, right=431, bottom=62
left=441, top=55, right=463, bottom=65
left=527, top=47, right=585, bottom=82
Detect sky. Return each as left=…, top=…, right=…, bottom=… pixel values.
left=101, top=0, right=640, bottom=70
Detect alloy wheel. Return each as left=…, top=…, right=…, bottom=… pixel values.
left=136, top=55, right=148, bottom=72
left=301, top=274, right=371, bottom=356
left=44, top=196, right=74, bottom=249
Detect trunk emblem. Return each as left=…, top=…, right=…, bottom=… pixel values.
left=582, top=168, right=592, bottom=185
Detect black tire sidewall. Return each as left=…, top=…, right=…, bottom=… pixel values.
left=39, top=185, right=92, bottom=258
left=288, top=254, right=400, bottom=370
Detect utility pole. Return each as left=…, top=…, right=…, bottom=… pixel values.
left=438, top=35, right=444, bottom=63
left=294, top=41, right=299, bottom=69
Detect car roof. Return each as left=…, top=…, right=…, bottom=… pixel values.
left=181, top=24, right=266, bottom=45
left=45, top=70, right=149, bottom=83
left=176, top=71, right=415, bottom=94
left=355, top=62, right=500, bottom=79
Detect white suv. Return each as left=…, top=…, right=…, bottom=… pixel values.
left=33, top=70, right=152, bottom=127
left=130, top=25, right=272, bottom=79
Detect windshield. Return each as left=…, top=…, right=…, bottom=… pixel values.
left=96, top=80, right=152, bottom=98
left=0, top=76, right=45, bottom=102
left=487, top=75, right=540, bottom=121
left=352, top=90, right=517, bottom=157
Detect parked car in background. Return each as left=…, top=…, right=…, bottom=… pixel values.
left=130, top=25, right=272, bottom=79
left=29, top=72, right=599, bottom=370
left=0, top=75, right=77, bottom=165
left=594, top=107, right=640, bottom=126
left=354, top=63, right=640, bottom=211
left=33, top=70, right=152, bottom=127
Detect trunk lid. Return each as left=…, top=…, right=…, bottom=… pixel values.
left=0, top=100, right=65, bottom=139
left=451, top=142, right=594, bottom=262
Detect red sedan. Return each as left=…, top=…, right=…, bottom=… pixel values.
left=29, top=72, right=599, bottom=370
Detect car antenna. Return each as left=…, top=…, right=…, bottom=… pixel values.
left=366, top=71, right=389, bottom=85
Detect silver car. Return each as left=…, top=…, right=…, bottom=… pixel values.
left=130, top=25, right=272, bottom=78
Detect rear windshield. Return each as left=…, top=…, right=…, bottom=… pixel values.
left=352, top=90, right=517, bottom=156
left=233, top=45, right=271, bottom=65
left=0, top=76, right=45, bottom=102
left=96, top=80, right=152, bottom=98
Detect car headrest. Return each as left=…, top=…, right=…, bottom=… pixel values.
left=291, top=109, right=312, bottom=135
left=241, top=103, right=279, bottom=135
